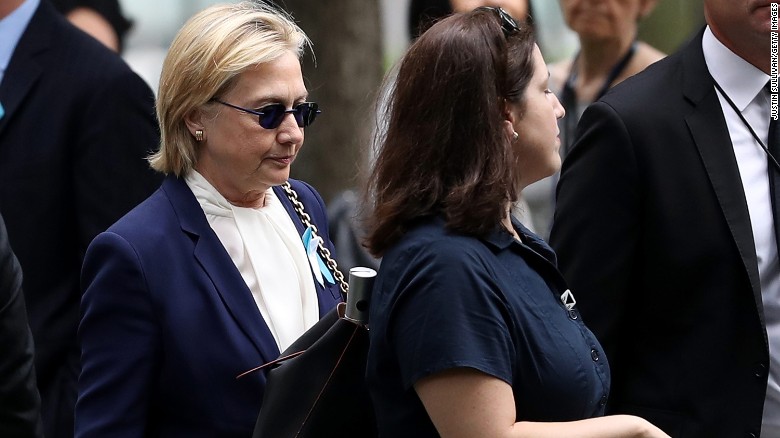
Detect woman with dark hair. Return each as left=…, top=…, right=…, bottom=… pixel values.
left=364, top=8, right=669, bottom=438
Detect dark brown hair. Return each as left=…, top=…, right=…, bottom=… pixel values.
left=365, top=8, right=537, bottom=257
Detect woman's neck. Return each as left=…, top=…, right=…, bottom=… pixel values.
left=194, top=166, right=268, bottom=209
left=574, top=36, right=635, bottom=100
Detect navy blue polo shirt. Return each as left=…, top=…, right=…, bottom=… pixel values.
left=366, top=216, right=610, bottom=436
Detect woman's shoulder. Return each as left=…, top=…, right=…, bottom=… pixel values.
left=278, top=178, right=331, bottom=230
left=283, top=179, right=328, bottom=214
left=384, top=220, right=496, bottom=272
left=626, top=41, right=666, bottom=77
left=102, top=185, right=179, bottom=247
left=286, top=179, right=325, bottom=201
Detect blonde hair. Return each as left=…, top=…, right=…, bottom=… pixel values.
left=149, top=1, right=310, bottom=175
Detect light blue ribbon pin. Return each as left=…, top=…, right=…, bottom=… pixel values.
left=302, top=226, right=334, bottom=286
left=0, top=102, right=4, bottom=120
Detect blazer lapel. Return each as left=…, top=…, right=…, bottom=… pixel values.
left=162, top=176, right=280, bottom=362
left=0, top=2, right=48, bottom=137
left=682, top=31, right=764, bottom=327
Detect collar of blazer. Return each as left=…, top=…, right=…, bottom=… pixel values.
left=0, top=0, right=51, bottom=136
left=161, top=175, right=283, bottom=362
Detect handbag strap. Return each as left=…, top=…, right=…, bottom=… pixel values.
left=281, top=181, right=349, bottom=296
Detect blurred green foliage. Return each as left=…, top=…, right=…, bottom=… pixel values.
left=639, top=0, right=705, bottom=54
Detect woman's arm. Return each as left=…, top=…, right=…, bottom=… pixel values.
left=415, top=368, right=670, bottom=438
left=76, top=232, right=160, bottom=438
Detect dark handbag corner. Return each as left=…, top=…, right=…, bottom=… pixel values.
left=252, top=305, right=377, bottom=438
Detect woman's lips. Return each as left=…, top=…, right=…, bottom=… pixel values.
left=269, top=155, right=294, bottom=165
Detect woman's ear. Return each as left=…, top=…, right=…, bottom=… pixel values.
left=502, top=101, right=519, bottom=142
left=502, top=119, right=516, bottom=142
left=184, top=108, right=205, bottom=138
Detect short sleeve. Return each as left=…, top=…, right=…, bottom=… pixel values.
left=384, top=239, right=516, bottom=389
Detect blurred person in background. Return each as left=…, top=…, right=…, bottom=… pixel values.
left=76, top=2, right=342, bottom=436
left=523, top=0, right=664, bottom=238
left=364, top=7, right=668, bottom=438
left=0, top=0, right=162, bottom=436
left=49, top=0, right=131, bottom=52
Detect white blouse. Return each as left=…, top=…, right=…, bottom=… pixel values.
left=185, top=170, right=319, bottom=352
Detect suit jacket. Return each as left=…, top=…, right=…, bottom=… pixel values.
left=549, top=29, right=768, bottom=437
left=76, top=176, right=343, bottom=438
left=0, top=2, right=162, bottom=436
left=0, top=212, right=43, bottom=437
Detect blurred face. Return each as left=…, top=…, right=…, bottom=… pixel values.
left=1, top=1, right=27, bottom=19
left=195, top=51, right=307, bottom=207
left=704, top=0, right=771, bottom=61
left=450, top=0, right=529, bottom=22
left=511, top=45, right=565, bottom=188
left=559, top=0, right=656, bottom=41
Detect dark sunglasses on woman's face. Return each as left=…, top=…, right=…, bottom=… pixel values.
left=211, top=99, right=321, bottom=129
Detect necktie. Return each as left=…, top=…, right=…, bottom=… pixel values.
left=768, top=89, right=780, bottom=252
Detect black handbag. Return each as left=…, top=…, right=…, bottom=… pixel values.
left=245, top=182, right=378, bottom=438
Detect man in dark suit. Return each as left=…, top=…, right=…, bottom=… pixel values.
left=0, top=0, right=162, bottom=436
left=0, top=211, right=42, bottom=437
left=550, top=0, right=776, bottom=436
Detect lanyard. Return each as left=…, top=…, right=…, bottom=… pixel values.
left=560, top=42, right=637, bottom=157
left=712, top=79, right=780, bottom=173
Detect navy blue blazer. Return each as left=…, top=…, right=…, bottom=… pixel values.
left=76, top=176, right=342, bottom=437
left=0, top=2, right=162, bottom=436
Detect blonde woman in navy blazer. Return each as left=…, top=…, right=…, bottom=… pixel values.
left=75, top=3, right=341, bottom=437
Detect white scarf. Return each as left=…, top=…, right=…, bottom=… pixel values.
left=185, top=171, right=319, bottom=352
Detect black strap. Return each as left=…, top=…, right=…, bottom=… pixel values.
left=712, top=80, right=780, bottom=173
left=713, top=80, right=780, bottom=252
left=560, top=42, right=637, bottom=157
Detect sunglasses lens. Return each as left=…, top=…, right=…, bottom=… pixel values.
left=296, top=103, right=319, bottom=127
left=259, top=104, right=287, bottom=129
left=258, top=103, right=320, bottom=128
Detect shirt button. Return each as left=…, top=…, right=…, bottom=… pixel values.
left=590, top=348, right=600, bottom=362
left=568, top=309, right=578, bottom=320
left=746, top=432, right=757, bottom=438
left=599, top=395, right=607, bottom=407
